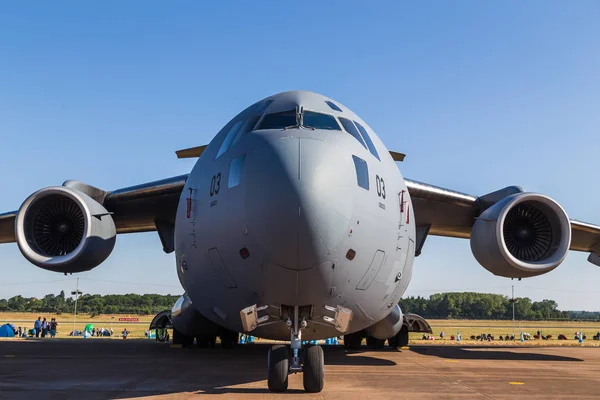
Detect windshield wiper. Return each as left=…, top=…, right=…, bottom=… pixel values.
left=284, top=106, right=315, bottom=130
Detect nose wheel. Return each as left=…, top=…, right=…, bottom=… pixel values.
left=264, top=305, right=326, bottom=393
left=266, top=343, right=325, bottom=393
left=303, top=344, right=324, bottom=393
left=267, top=345, right=289, bottom=392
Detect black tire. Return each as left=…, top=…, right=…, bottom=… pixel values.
left=196, top=335, right=216, bottom=348
left=366, top=335, right=385, bottom=349
left=395, top=324, right=409, bottom=348
left=388, top=335, right=397, bottom=348
left=173, top=328, right=194, bottom=347
left=220, top=331, right=238, bottom=349
left=268, top=345, right=289, bottom=392
left=303, top=345, right=324, bottom=393
left=343, top=332, right=363, bottom=350
left=156, top=328, right=169, bottom=343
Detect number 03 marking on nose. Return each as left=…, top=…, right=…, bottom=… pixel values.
left=376, top=175, right=386, bottom=199
left=210, top=173, right=221, bottom=197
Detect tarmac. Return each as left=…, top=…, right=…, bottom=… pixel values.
left=1, top=339, right=599, bottom=399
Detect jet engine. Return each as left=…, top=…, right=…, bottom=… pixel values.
left=470, top=193, right=571, bottom=278
left=15, top=186, right=116, bottom=273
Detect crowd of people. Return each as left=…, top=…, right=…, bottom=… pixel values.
left=31, top=316, right=58, bottom=338
left=420, top=329, right=600, bottom=342
left=0, top=316, right=141, bottom=340
left=69, top=326, right=115, bottom=337
left=92, top=327, right=112, bottom=337
left=18, top=318, right=123, bottom=339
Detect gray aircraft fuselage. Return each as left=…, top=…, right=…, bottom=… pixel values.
left=174, top=91, right=415, bottom=340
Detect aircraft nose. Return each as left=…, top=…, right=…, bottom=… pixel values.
left=245, top=137, right=355, bottom=270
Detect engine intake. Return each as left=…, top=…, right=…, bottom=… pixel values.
left=15, top=187, right=116, bottom=273
left=470, top=193, right=571, bottom=278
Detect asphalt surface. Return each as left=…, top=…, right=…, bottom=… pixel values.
left=0, top=339, right=599, bottom=399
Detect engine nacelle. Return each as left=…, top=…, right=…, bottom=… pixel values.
left=470, top=193, right=571, bottom=278
left=15, top=186, right=116, bottom=273
left=365, top=305, right=404, bottom=340
left=171, top=293, right=221, bottom=337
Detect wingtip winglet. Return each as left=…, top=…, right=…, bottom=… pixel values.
left=389, top=151, right=406, bottom=162
left=176, top=145, right=208, bottom=159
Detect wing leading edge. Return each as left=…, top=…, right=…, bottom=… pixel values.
left=4, top=174, right=599, bottom=263
left=406, top=178, right=600, bottom=264
left=0, top=211, right=17, bottom=244
left=0, top=175, right=189, bottom=251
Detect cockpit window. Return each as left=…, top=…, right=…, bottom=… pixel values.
left=256, top=110, right=297, bottom=130
left=352, top=155, right=369, bottom=190
left=325, top=101, right=342, bottom=112
left=339, top=117, right=367, bottom=149
left=354, top=121, right=380, bottom=161
left=216, top=115, right=261, bottom=159
left=303, top=111, right=340, bottom=130
left=230, top=115, right=260, bottom=148
left=255, top=99, right=274, bottom=115
left=245, top=115, right=261, bottom=133
left=216, top=120, right=244, bottom=158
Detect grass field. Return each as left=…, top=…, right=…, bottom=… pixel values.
left=1, top=313, right=599, bottom=345
left=410, top=319, right=600, bottom=345
left=0, top=312, right=153, bottom=338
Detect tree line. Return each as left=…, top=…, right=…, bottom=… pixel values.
left=0, top=291, right=597, bottom=320
left=0, top=291, right=179, bottom=316
left=399, top=292, right=600, bottom=321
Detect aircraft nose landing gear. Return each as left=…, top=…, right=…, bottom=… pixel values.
left=267, top=342, right=325, bottom=393
left=242, top=303, right=351, bottom=393
left=266, top=306, right=325, bottom=393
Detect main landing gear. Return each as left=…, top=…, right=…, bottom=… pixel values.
left=172, top=328, right=237, bottom=348
left=388, top=324, right=409, bottom=348
left=344, top=324, right=410, bottom=350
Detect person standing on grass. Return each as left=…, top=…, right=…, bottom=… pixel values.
left=34, top=317, right=41, bottom=338
left=49, top=318, right=57, bottom=338
left=41, top=318, right=48, bottom=338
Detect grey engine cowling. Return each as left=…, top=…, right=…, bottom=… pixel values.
left=170, top=293, right=221, bottom=337
left=15, top=186, right=116, bottom=273
left=470, top=193, right=571, bottom=278
left=365, top=305, right=404, bottom=340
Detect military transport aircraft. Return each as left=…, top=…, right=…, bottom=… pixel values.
left=1, top=91, right=600, bottom=393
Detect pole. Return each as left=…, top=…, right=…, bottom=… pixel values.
left=512, top=285, right=515, bottom=338
left=73, top=278, right=79, bottom=335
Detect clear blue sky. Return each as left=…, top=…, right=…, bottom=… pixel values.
left=1, top=2, right=599, bottom=310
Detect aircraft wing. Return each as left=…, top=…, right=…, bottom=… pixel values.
left=0, top=211, right=17, bottom=244
left=4, top=173, right=599, bottom=265
left=0, top=174, right=189, bottom=250
left=406, top=178, right=600, bottom=265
